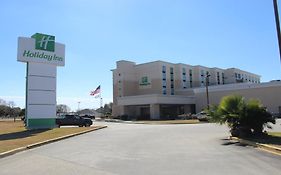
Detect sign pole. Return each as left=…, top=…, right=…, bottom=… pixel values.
left=273, top=0, right=281, bottom=64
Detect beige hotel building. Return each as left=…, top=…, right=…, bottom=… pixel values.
left=112, top=60, right=281, bottom=120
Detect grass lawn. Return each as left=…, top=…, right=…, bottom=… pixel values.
left=268, top=132, right=281, bottom=137
left=0, top=120, right=101, bottom=154
left=134, top=119, right=200, bottom=125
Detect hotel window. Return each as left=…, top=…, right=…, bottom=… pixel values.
left=170, top=67, right=174, bottom=95
left=162, top=65, right=166, bottom=73
left=182, top=68, right=186, bottom=75
left=201, top=70, right=205, bottom=76
left=189, top=69, right=193, bottom=88
left=162, top=88, right=167, bottom=95
left=162, top=80, right=167, bottom=87
left=200, top=70, right=205, bottom=87
left=217, top=72, right=220, bottom=85
left=170, top=67, right=174, bottom=74
left=201, top=70, right=205, bottom=86
left=182, top=68, right=187, bottom=89
left=170, top=67, right=174, bottom=80
left=171, top=88, right=174, bottom=95
left=162, top=65, right=167, bottom=95
left=238, top=73, right=241, bottom=79
left=222, top=73, right=225, bottom=84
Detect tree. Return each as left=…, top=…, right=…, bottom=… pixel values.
left=56, top=104, right=71, bottom=115
left=96, top=102, right=113, bottom=115
left=207, top=95, right=275, bottom=137
left=19, top=108, right=25, bottom=116
left=0, top=105, right=8, bottom=117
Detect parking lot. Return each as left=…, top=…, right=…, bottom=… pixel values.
left=0, top=121, right=281, bottom=175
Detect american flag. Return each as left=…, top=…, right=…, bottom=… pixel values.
left=90, top=85, right=101, bottom=96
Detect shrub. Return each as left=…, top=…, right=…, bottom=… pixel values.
left=207, top=95, right=275, bottom=137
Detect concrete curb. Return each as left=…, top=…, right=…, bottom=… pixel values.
left=230, top=136, right=281, bottom=156
left=0, top=125, right=107, bottom=159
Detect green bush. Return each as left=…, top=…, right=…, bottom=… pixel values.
left=207, top=95, right=275, bottom=137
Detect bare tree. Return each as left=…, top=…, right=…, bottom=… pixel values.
left=57, top=104, right=71, bottom=116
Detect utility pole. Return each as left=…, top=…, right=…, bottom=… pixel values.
left=273, top=0, right=281, bottom=63
left=206, top=73, right=211, bottom=110
left=77, top=101, right=81, bottom=114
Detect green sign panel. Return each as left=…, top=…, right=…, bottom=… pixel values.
left=32, top=33, right=55, bottom=52
left=140, top=76, right=151, bottom=86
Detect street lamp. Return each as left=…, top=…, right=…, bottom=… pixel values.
left=77, top=101, right=81, bottom=113
left=273, top=0, right=281, bottom=64
left=206, top=72, right=211, bottom=110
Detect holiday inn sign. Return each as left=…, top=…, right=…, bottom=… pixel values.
left=17, top=33, right=65, bottom=129
left=18, top=33, right=65, bottom=66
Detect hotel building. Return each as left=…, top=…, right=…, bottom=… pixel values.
left=112, top=60, right=280, bottom=120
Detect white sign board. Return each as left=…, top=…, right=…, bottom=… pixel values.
left=17, top=33, right=65, bottom=129
left=17, top=35, right=65, bottom=66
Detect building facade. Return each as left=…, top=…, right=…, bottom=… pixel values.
left=112, top=60, right=278, bottom=120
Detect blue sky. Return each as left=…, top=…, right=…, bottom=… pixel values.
left=0, top=0, right=280, bottom=111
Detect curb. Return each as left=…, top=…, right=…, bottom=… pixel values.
left=230, top=136, right=281, bottom=156
left=0, top=125, right=107, bottom=159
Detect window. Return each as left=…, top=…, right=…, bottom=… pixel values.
left=182, top=68, right=186, bottom=74
left=222, top=73, right=225, bottom=84
left=162, top=88, right=167, bottom=95
left=162, top=65, right=166, bottom=72
left=162, top=80, right=167, bottom=87
left=162, top=65, right=167, bottom=95
left=171, top=88, right=174, bottom=95
left=170, top=67, right=174, bottom=74
left=217, top=72, right=220, bottom=84
left=170, top=67, right=174, bottom=95
left=189, top=69, right=193, bottom=88
left=201, top=70, right=204, bottom=77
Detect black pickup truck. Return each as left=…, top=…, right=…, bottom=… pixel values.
left=56, top=115, right=93, bottom=127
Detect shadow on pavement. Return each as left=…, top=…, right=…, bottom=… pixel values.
left=0, top=129, right=50, bottom=141
left=220, top=138, right=248, bottom=147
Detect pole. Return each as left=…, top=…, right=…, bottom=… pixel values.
left=77, top=101, right=80, bottom=113
left=206, top=73, right=210, bottom=110
left=100, top=85, right=103, bottom=117
left=273, top=0, right=281, bottom=63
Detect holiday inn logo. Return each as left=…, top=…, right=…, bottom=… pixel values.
left=18, top=33, right=65, bottom=66
left=31, top=33, right=55, bottom=52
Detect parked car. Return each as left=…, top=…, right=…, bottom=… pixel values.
left=272, top=112, right=281, bottom=119
left=196, top=111, right=209, bottom=121
left=80, top=114, right=95, bottom=119
left=177, top=113, right=197, bottom=120
left=56, top=115, right=92, bottom=127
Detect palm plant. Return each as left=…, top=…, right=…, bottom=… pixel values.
left=207, top=95, right=275, bottom=137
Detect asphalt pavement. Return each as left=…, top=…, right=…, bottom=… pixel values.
left=0, top=121, right=281, bottom=175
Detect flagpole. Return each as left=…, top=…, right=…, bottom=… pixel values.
left=100, top=85, right=103, bottom=118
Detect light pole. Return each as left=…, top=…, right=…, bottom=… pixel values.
left=273, top=0, right=281, bottom=63
left=205, top=73, right=211, bottom=110
left=77, top=101, right=81, bottom=114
